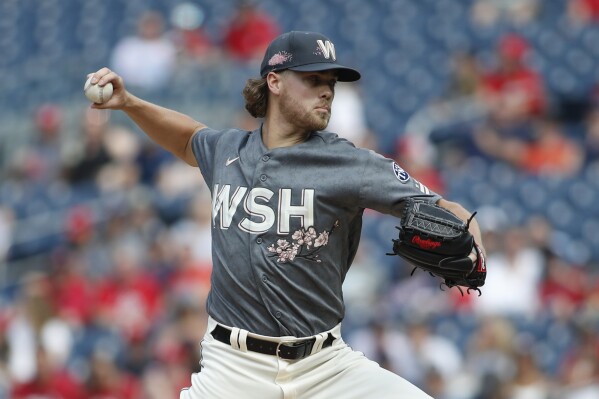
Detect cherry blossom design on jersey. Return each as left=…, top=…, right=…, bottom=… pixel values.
left=267, top=220, right=339, bottom=263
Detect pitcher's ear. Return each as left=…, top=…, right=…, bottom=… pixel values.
left=266, top=71, right=283, bottom=95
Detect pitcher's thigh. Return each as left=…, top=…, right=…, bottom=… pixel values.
left=302, top=348, right=433, bottom=399
left=180, top=339, right=283, bottom=399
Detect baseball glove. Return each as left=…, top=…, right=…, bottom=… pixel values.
left=388, top=199, right=486, bottom=295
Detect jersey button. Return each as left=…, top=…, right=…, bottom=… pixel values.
left=262, top=155, right=270, bottom=162
left=275, top=311, right=282, bottom=319
left=260, top=174, right=267, bottom=182
left=261, top=275, right=268, bottom=283
left=256, top=238, right=263, bottom=244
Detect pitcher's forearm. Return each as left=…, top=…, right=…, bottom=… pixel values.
left=123, top=94, right=205, bottom=165
left=87, top=67, right=205, bottom=166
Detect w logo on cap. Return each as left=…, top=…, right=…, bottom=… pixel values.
left=316, top=40, right=336, bottom=61
left=260, top=31, right=360, bottom=81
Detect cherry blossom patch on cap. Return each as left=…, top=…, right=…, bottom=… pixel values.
left=268, top=51, right=292, bottom=67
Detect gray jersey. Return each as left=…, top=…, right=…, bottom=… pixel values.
left=191, top=126, right=440, bottom=337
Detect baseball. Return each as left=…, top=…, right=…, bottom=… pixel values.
left=84, top=76, right=113, bottom=104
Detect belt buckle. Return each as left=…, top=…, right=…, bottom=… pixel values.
left=276, top=339, right=313, bottom=360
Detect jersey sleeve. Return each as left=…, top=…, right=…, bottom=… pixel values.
left=358, top=150, right=441, bottom=217
left=191, top=127, right=222, bottom=188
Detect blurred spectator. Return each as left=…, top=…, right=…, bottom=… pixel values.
left=0, top=206, right=14, bottom=268
left=582, top=107, right=599, bottom=165
left=96, top=160, right=141, bottom=194
left=540, top=254, right=589, bottom=320
left=347, top=321, right=408, bottom=375
left=348, top=318, right=463, bottom=394
left=149, top=304, right=203, bottom=389
left=6, top=273, right=55, bottom=383
left=418, top=51, right=487, bottom=166
left=65, top=205, right=96, bottom=248
left=155, top=159, right=204, bottom=200
left=568, top=0, right=599, bottom=24
left=444, top=51, right=484, bottom=100
left=582, top=273, right=599, bottom=324
left=0, top=322, right=8, bottom=398
left=473, top=226, right=544, bottom=317
left=120, top=334, right=149, bottom=378
left=504, top=349, right=550, bottom=399
left=328, top=83, right=378, bottom=149
left=525, top=215, right=554, bottom=257
left=141, top=365, right=179, bottom=399
left=49, top=249, right=98, bottom=326
left=480, top=33, right=546, bottom=122
left=470, top=0, right=540, bottom=27
left=94, top=125, right=144, bottom=194
left=10, top=347, right=83, bottom=399
left=10, top=104, right=65, bottom=184
left=100, top=122, right=140, bottom=164
left=100, top=125, right=144, bottom=189
left=166, top=250, right=212, bottom=309
left=83, top=351, right=141, bottom=399
left=95, top=243, right=163, bottom=341
left=402, top=319, right=464, bottom=393
left=341, top=240, right=390, bottom=327
left=127, top=195, right=167, bottom=249
left=63, top=108, right=113, bottom=185
left=222, top=0, right=280, bottom=63
left=169, top=2, right=216, bottom=64
left=557, top=324, right=599, bottom=399
left=135, top=140, right=173, bottom=185
left=475, top=117, right=584, bottom=176
left=142, top=333, right=200, bottom=398
left=462, top=317, right=517, bottom=397
left=428, top=33, right=547, bottom=167
left=67, top=315, right=124, bottom=383
left=169, top=190, right=213, bottom=266
left=110, top=10, right=177, bottom=92
left=516, top=119, right=583, bottom=176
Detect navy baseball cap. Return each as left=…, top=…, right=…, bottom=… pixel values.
left=260, top=31, right=361, bottom=82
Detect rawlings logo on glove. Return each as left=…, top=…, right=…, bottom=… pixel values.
left=387, top=199, right=487, bottom=295
left=411, top=236, right=441, bottom=250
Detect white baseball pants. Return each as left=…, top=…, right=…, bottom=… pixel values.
left=179, top=317, right=432, bottom=399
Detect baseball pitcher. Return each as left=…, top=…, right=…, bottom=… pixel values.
left=87, top=31, right=486, bottom=399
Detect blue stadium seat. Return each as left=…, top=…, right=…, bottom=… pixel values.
left=584, top=162, right=599, bottom=191
left=582, top=219, right=599, bottom=248
left=567, top=180, right=597, bottom=212
left=518, top=179, right=549, bottom=213
left=487, top=162, right=518, bottom=189
left=546, top=198, right=576, bottom=231
left=582, top=26, right=599, bottom=57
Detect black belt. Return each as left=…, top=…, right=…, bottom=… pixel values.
left=210, top=324, right=335, bottom=360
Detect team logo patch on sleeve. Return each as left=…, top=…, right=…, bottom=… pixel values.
left=392, top=162, right=410, bottom=183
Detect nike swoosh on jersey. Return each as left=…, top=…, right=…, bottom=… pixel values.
left=226, top=156, right=240, bottom=166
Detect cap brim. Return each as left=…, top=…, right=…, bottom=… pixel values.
left=288, top=63, right=361, bottom=82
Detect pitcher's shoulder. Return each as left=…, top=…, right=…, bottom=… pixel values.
left=198, top=127, right=250, bottom=138
left=313, top=130, right=359, bottom=149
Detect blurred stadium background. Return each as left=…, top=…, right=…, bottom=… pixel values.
left=1, top=0, right=599, bottom=398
